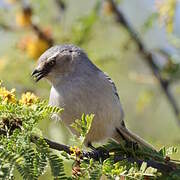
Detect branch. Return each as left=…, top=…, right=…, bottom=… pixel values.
left=29, top=136, right=180, bottom=174
left=107, top=0, right=180, bottom=126
left=31, top=23, right=54, bottom=46
left=55, top=0, right=66, bottom=11
left=114, top=156, right=176, bottom=173
left=0, top=128, right=177, bottom=174
left=31, top=135, right=71, bottom=154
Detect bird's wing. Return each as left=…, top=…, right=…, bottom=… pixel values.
left=104, top=72, right=120, bottom=100
left=103, top=72, right=125, bottom=127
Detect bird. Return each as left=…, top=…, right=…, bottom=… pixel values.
left=32, top=44, right=154, bottom=150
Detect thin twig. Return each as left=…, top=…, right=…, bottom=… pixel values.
left=31, top=23, right=54, bottom=46
left=107, top=0, right=180, bottom=126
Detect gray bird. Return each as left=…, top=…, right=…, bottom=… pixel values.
left=32, top=44, right=154, bottom=149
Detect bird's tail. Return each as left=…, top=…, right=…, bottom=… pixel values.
left=113, top=126, right=156, bottom=150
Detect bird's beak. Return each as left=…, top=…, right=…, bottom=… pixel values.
left=31, top=68, right=47, bottom=82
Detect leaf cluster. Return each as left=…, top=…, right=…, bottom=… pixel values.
left=0, top=83, right=65, bottom=180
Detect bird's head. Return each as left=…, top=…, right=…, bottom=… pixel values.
left=31, top=44, right=88, bottom=84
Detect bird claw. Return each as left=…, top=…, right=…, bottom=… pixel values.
left=86, top=143, right=109, bottom=162
left=125, top=141, right=139, bottom=151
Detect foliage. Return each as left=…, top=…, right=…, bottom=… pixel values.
left=67, top=134, right=180, bottom=179
left=141, top=12, right=158, bottom=33
left=71, top=113, right=94, bottom=145
left=156, top=0, right=177, bottom=33
left=142, top=0, right=177, bottom=34
left=0, top=82, right=65, bottom=179
left=0, top=0, right=180, bottom=179
left=71, top=9, right=98, bottom=46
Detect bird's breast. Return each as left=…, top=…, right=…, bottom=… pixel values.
left=48, top=73, right=124, bottom=142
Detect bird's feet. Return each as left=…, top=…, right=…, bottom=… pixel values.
left=125, top=141, right=139, bottom=151
left=86, top=142, right=109, bottom=162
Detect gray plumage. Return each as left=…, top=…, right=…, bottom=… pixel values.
left=32, top=44, right=155, bottom=149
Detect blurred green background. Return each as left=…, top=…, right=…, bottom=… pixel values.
left=1, top=0, right=180, bottom=178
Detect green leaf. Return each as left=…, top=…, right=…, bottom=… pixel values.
left=71, top=114, right=94, bottom=144
left=141, top=12, right=158, bottom=33
left=140, top=162, right=147, bottom=173
left=48, top=153, right=67, bottom=180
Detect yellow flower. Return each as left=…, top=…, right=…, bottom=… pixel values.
left=16, top=7, right=32, bottom=27
left=26, top=37, right=49, bottom=59
left=70, top=146, right=81, bottom=156
left=19, top=92, right=39, bottom=105
left=156, top=0, right=177, bottom=33
left=0, top=87, right=16, bottom=104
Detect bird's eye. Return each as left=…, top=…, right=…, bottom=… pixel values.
left=48, top=59, right=56, bottom=67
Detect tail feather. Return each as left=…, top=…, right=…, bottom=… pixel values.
left=113, top=126, right=156, bottom=151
